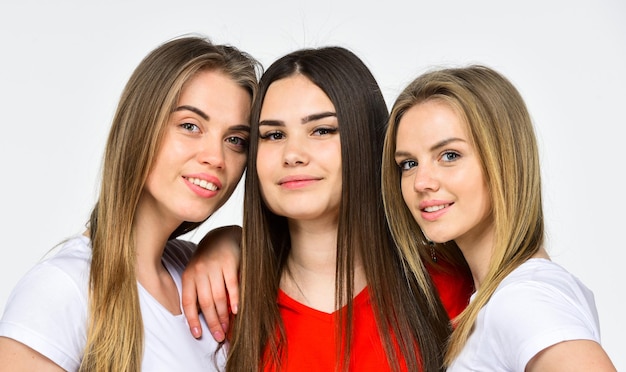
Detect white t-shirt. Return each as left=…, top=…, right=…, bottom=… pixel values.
left=0, top=235, right=225, bottom=371
left=448, top=258, right=601, bottom=372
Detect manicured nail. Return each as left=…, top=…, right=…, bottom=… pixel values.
left=191, top=326, right=201, bottom=338
left=212, top=330, right=225, bottom=342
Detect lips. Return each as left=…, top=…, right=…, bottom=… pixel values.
left=423, top=204, right=449, bottom=213
left=278, top=174, right=321, bottom=189
left=418, top=201, right=453, bottom=222
left=186, top=176, right=220, bottom=191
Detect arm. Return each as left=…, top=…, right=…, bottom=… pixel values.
left=182, top=225, right=242, bottom=341
left=0, top=337, right=65, bottom=372
left=526, top=339, right=616, bottom=371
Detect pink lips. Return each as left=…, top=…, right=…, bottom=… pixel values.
left=184, top=173, right=222, bottom=198
left=419, top=200, right=452, bottom=221
left=278, top=175, right=321, bottom=189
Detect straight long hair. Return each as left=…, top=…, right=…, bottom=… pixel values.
left=382, top=65, right=544, bottom=366
left=228, top=47, right=451, bottom=372
left=81, top=35, right=259, bottom=372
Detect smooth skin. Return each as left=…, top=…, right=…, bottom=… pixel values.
left=395, top=100, right=615, bottom=371
left=0, top=69, right=251, bottom=370
left=258, top=74, right=359, bottom=313
left=182, top=74, right=353, bottom=339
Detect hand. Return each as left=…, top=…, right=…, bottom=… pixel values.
left=181, top=225, right=242, bottom=342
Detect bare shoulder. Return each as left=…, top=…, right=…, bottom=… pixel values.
left=0, top=336, right=64, bottom=372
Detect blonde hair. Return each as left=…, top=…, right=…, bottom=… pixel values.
left=382, top=65, right=544, bottom=366
left=81, top=36, right=259, bottom=371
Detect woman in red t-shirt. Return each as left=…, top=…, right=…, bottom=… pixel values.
left=183, top=47, right=473, bottom=371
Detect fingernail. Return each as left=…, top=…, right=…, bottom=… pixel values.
left=231, top=304, right=238, bottom=314
left=222, top=322, right=229, bottom=333
left=191, top=327, right=201, bottom=338
left=212, top=330, right=225, bottom=342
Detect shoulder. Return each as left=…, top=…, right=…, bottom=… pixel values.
left=490, top=259, right=598, bottom=322
left=496, top=259, right=597, bottom=310
left=483, top=259, right=601, bottom=369
left=6, top=235, right=91, bottom=301
left=0, top=235, right=91, bottom=371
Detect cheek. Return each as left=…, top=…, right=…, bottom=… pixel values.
left=400, top=177, right=413, bottom=206
left=225, top=153, right=247, bottom=181
left=256, top=145, right=278, bottom=180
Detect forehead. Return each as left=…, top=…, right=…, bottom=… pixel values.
left=397, top=100, right=468, bottom=143
left=261, top=74, right=335, bottom=118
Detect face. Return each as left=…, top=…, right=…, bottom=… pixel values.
left=142, top=69, right=251, bottom=229
left=394, top=99, right=492, bottom=249
left=257, top=74, right=342, bottom=224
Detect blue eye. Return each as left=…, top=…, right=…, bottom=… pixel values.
left=442, top=151, right=460, bottom=162
left=399, top=160, right=417, bottom=171
left=180, top=122, right=200, bottom=133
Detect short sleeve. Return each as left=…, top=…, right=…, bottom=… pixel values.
left=486, top=280, right=600, bottom=371
left=0, top=255, right=89, bottom=371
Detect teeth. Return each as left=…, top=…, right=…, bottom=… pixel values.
left=188, top=177, right=218, bottom=191
left=424, top=204, right=446, bottom=212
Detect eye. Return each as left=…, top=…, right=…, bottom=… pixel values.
left=312, top=126, right=338, bottom=136
left=398, top=159, right=417, bottom=171
left=180, top=122, right=200, bottom=133
left=441, top=151, right=460, bottom=162
left=226, top=136, right=249, bottom=151
left=259, top=131, right=285, bottom=141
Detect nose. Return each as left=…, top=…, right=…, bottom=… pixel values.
left=198, top=135, right=225, bottom=169
left=413, top=163, right=439, bottom=192
left=283, top=137, right=308, bottom=167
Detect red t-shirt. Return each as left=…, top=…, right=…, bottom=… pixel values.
left=264, top=288, right=407, bottom=372
left=262, top=262, right=472, bottom=371
left=427, top=260, right=474, bottom=319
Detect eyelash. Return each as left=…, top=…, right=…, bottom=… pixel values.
left=180, top=122, right=200, bottom=132
left=398, top=159, right=417, bottom=171
left=259, top=131, right=284, bottom=141
left=259, top=126, right=338, bottom=141
left=312, top=126, right=338, bottom=136
left=397, top=151, right=461, bottom=171
left=441, top=151, right=460, bottom=162
left=226, top=136, right=249, bottom=151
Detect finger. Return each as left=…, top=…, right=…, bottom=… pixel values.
left=207, top=270, right=230, bottom=334
left=197, top=275, right=225, bottom=342
left=181, top=272, right=203, bottom=339
left=224, top=266, right=240, bottom=315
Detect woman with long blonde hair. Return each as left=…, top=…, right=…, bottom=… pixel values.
left=0, top=35, right=259, bottom=371
left=382, top=65, right=615, bottom=371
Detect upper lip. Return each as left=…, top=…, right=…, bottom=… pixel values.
left=277, top=174, right=321, bottom=185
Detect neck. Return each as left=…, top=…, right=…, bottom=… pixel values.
left=281, top=218, right=366, bottom=313
left=132, top=197, right=183, bottom=315
left=133, top=195, right=180, bottom=272
left=455, top=223, right=495, bottom=290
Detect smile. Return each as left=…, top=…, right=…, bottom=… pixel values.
left=186, top=177, right=219, bottom=191
left=423, top=204, right=449, bottom=212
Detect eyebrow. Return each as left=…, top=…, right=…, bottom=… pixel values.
left=259, top=111, right=337, bottom=127
left=395, top=137, right=466, bottom=157
left=302, top=111, right=336, bottom=124
left=230, top=124, right=251, bottom=133
left=174, top=105, right=250, bottom=132
left=174, top=105, right=209, bottom=120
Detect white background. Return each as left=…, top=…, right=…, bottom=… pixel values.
left=1, top=0, right=624, bottom=368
